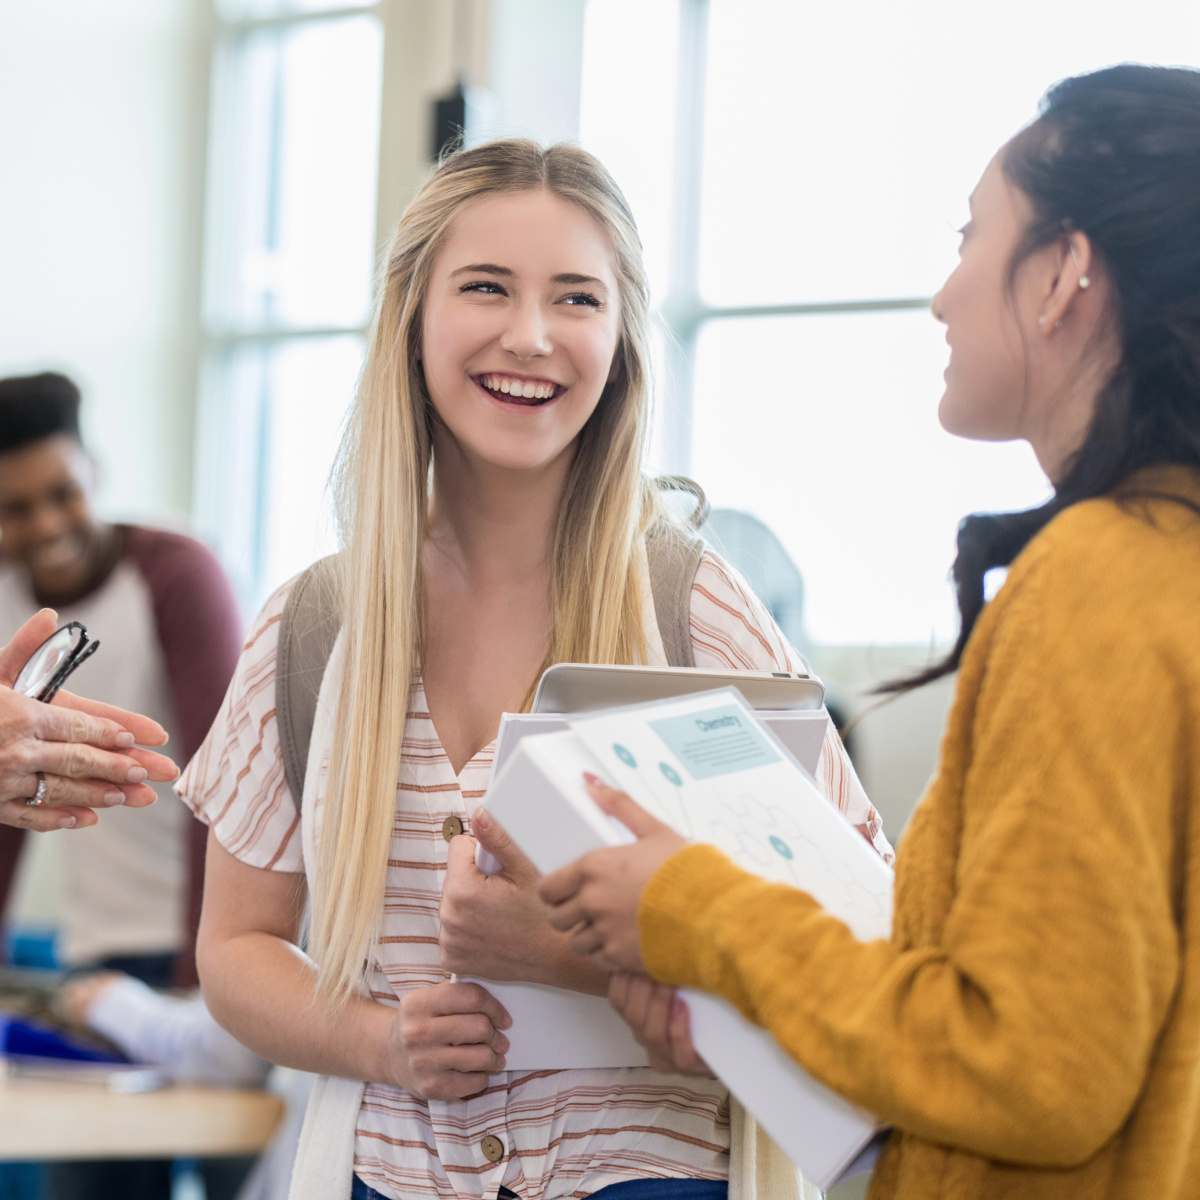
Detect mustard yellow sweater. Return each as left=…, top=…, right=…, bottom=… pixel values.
left=640, top=468, right=1200, bottom=1200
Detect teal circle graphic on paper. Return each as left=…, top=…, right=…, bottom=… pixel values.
left=659, top=762, right=683, bottom=786
left=769, top=835, right=794, bottom=860
left=614, top=744, right=637, bottom=768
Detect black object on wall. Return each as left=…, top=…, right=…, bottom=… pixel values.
left=431, top=82, right=467, bottom=161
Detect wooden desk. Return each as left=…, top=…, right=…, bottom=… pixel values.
left=0, top=1072, right=284, bottom=1160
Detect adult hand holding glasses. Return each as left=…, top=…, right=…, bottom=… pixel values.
left=0, top=609, right=179, bottom=831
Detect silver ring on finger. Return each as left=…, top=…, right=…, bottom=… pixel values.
left=25, top=773, right=48, bottom=807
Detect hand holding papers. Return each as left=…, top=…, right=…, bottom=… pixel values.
left=440, top=805, right=612, bottom=1014
left=451, top=696, right=829, bottom=1071
left=451, top=729, right=653, bottom=1070
left=482, top=687, right=893, bottom=1188
left=538, top=691, right=891, bottom=944
left=542, top=776, right=688, bottom=972
left=441, top=811, right=583, bottom=986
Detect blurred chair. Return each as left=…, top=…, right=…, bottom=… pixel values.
left=700, top=508, right=854, bottom=757
left=700, top=508, right=811, bottom=659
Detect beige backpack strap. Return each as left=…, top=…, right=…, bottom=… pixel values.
left=654, top=474, right=710, bottom=529
left=645, top=522, right=704, bottom=668
left=276, top=554, right=343, bottom=813
left=646, top=475, right=709, bottom=669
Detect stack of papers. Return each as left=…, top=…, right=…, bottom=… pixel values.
left=490, top=707, right=829, bottom=781
left=475, top=688, right=893, bottom=1188
left=467, top=705, right=829, bottom=1072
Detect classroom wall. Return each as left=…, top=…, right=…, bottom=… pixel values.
left=0, top=0, right=208, bottom=525
left=373, top=0, right=588, bottom=246
left=813, top=646, right=957, bottom=842
left=0, top=0, right=208, bottom=929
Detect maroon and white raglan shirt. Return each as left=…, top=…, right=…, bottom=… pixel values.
left=0, top=526, right=241, bottom=978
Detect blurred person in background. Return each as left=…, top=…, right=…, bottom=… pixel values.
left=61, top=971, right=314, bottom=1200
left=0, top=370, right=245, bottom=1200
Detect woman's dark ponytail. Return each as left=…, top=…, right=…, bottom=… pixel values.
left=892, top=64, right=1200, bottom=692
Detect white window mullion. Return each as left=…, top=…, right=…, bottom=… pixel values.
left=196, top=1, right=382, bottom=613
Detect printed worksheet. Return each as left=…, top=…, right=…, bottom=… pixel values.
left=571, top=688, right=892, bottom=942
left=480, top=688, right=893, bottom=1184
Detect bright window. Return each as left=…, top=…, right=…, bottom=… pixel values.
left=197, top=4, right=381, bottom=609
left=581, top=0, right=1200, bottom=645
left=690, top=312, right=1047, bottom=643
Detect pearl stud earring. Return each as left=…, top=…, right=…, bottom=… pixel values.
left=1068, top=241, right=1090, bottom=289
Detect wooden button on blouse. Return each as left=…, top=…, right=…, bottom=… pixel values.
left=442, top=815, right=464, bottom=841
left=480, top=1134, right=505, bottom=1162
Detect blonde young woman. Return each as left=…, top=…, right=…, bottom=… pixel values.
left=179, top=140, right=889, bottom=1200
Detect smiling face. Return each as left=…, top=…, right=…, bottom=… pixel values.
left=0, top=434, right=106, bottom=601
left=420, top=188, right=623, bottom=476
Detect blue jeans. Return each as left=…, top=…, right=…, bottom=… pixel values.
left=351, top=1178, right=728, bottom=1200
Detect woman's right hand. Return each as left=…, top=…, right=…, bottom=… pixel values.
left=384, top=981, right=512, bottom=1100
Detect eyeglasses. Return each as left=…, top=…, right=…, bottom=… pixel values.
left=14, top=622, right=101, bottom=703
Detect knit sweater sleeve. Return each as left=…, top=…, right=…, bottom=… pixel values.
left=639, top=506, right=1183, bottom=1168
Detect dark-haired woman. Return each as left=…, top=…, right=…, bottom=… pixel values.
left=538, top=63, right=1200, bottom=1199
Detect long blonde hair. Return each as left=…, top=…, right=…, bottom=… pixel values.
left=311, top=140, right=663, bottom=1004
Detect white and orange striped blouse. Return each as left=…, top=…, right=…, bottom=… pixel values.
left=179, top=549, right=891, bottom=1200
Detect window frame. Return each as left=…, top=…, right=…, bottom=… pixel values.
left=657, top=0, right=930, bottom=477
left=195, top=1, right=382, bottom=607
